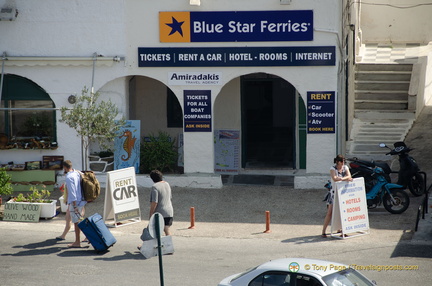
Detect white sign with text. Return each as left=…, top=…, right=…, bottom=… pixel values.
left=104, top=167, right=141, bottom=227
left=332, top=177, right=370, bottom=238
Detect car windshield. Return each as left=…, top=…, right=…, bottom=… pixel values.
left=322, top=268, right=375, bottom=286
left=230, top=266, right=258, bottom=282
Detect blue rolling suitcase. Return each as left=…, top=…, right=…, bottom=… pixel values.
left=78, top=213, right=116, bottom=252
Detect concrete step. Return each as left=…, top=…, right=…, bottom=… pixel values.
left=355, top=101, right=408, bottom=110
left=354, top=110, right=416, bottom=120
left=356, top=71, right=412, bottom=81
left=356, top=63, right=413, bottom=72
left=348, top=115, right=414, bottom=158
left=355, top=81, right=410, bottom=90
left=355, top=91, right=408, bottom=101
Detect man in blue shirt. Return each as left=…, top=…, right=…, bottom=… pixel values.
left=63, top=160, right=86, bottom=248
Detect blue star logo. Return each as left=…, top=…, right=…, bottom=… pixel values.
left=166, top=17, right=184, bottom=37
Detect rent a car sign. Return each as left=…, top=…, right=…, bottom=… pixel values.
left=159, top=10, right=313, bottom=42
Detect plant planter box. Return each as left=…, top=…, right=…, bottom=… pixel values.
left=8, top=200, right=57, bottom=219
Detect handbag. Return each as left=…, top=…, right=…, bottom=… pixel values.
left=140, top=227, right=153, bottom=241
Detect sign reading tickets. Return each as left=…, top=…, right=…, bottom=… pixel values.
left=307, top=91, right=335, bottom=133
left=159, top=10, right=313, bottom=42
left=184, top=90, right=212, bottom=132
left=138, top=46, right=335, bottom=67
left=104, top=167, right=141, bottom=227
left=3, top=202, right=41, bottom=223
left=331, top=177, right=370, bottom=239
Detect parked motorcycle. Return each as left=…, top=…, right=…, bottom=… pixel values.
left=348, top=157, right=391, bottom=193
left=365, top=166, right=410, bottom=214
left=379, top=141, right=425, bottom=197
left=348, top=142, right=425, bottom=197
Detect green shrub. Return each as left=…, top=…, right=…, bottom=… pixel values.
left=140, top=131, right=178, bottom=173
left=0, top=168, right=13, bottom=197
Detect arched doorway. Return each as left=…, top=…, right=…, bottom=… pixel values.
left=241, top=73, right=296, bottom=169
left=0, top=74, right=56, bottom=143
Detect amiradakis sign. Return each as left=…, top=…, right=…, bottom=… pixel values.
left=159, top=10, right=313, bottom=42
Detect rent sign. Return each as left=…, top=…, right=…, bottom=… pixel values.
left=104, top=167, right=141, bottom=227
left=307, top=91, right=335, bottom=133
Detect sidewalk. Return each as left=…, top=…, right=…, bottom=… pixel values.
left=1, top=185, right=428, bottom=244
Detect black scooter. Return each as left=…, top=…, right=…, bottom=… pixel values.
left=348, top=142, right=425, bottom=196
left=379, top=142, right=425, bottom=197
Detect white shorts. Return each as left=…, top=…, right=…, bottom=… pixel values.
left=69, top=205, right=84, bottom=223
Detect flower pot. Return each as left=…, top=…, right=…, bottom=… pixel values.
left=8, top=200, right=57, bottom=219
left=59, top=196, right=68, bottom=213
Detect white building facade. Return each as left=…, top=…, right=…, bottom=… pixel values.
left=0, top=0, right=346, bottom=187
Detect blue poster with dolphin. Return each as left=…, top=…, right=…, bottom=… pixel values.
left=114, top=120, right=140, bottom=173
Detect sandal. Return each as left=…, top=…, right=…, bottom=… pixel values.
left=321, top=233, right=327, bottom=238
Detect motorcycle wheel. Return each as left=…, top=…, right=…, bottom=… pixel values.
left=408, top=173, right=425, bottom=197
left=383, top=189, right=410, bottom=214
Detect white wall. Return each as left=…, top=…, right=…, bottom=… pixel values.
left=0, top=0, right=343, bottom=176
left=360, top=0, right=432, bottom=44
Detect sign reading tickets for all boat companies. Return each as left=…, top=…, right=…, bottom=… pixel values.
left=184, top=90, right=211, bottom=132
left=307, top=91, right=335, bottom=133
left=159, top=10, right=313, bottom=42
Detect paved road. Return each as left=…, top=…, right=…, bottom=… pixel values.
left=1, top=185, right=431, bottom=285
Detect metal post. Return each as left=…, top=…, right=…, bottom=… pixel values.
left=154, top=213, right=164, bottom=286
left=91, top=52, right=97, bottom=94
left=0, top=52, right=6, bottom=102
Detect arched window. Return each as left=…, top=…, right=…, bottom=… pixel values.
left=0, top=74, right=56, bottom=147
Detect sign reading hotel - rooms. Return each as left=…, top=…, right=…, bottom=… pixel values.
left=159, top=10, right=313, bottom=42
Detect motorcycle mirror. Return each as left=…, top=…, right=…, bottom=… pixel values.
left=379, top=143, right=387, bottom=148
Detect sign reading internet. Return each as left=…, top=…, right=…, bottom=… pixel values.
left=159, top=10, right=313, bottom=42
left=138, top=46, right=335, bottom=67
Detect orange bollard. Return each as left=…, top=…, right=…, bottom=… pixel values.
left=264, top=210, right=271, bottom=233
left=188, top=207, right=196, bottom=229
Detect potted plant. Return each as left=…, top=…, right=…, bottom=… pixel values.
left=60, top=87, right=125, bottom=170
left=9, top=186, right=57, bottom=218
left=0, top=168, right=13, bottom=206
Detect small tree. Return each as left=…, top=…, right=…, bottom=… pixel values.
left=60, top=87, right=125, bottom=170
left=0, top=168, right=13, bottom=199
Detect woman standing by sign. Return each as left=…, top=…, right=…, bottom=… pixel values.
left=321, top=155, right=352, bottom=238
left=149, top=170, right=174, bottom=236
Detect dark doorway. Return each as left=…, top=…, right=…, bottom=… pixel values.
left=241, top=74, right=295, bottom=168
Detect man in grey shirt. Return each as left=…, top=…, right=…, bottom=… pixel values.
left=149, top=170, right=173, bottom=235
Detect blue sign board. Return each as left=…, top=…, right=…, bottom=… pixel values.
left=114, top=120, right=141, bottom=173
left=184, top=90, right=212, bottom=132
left=190, top=10, right=313, bottom=42
left=138, top=46, right=335, bottom=67
left=307, top=92, right=335, bottom=134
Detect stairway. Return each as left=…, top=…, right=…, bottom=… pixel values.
left=348, top=63, right=416, bottom=160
